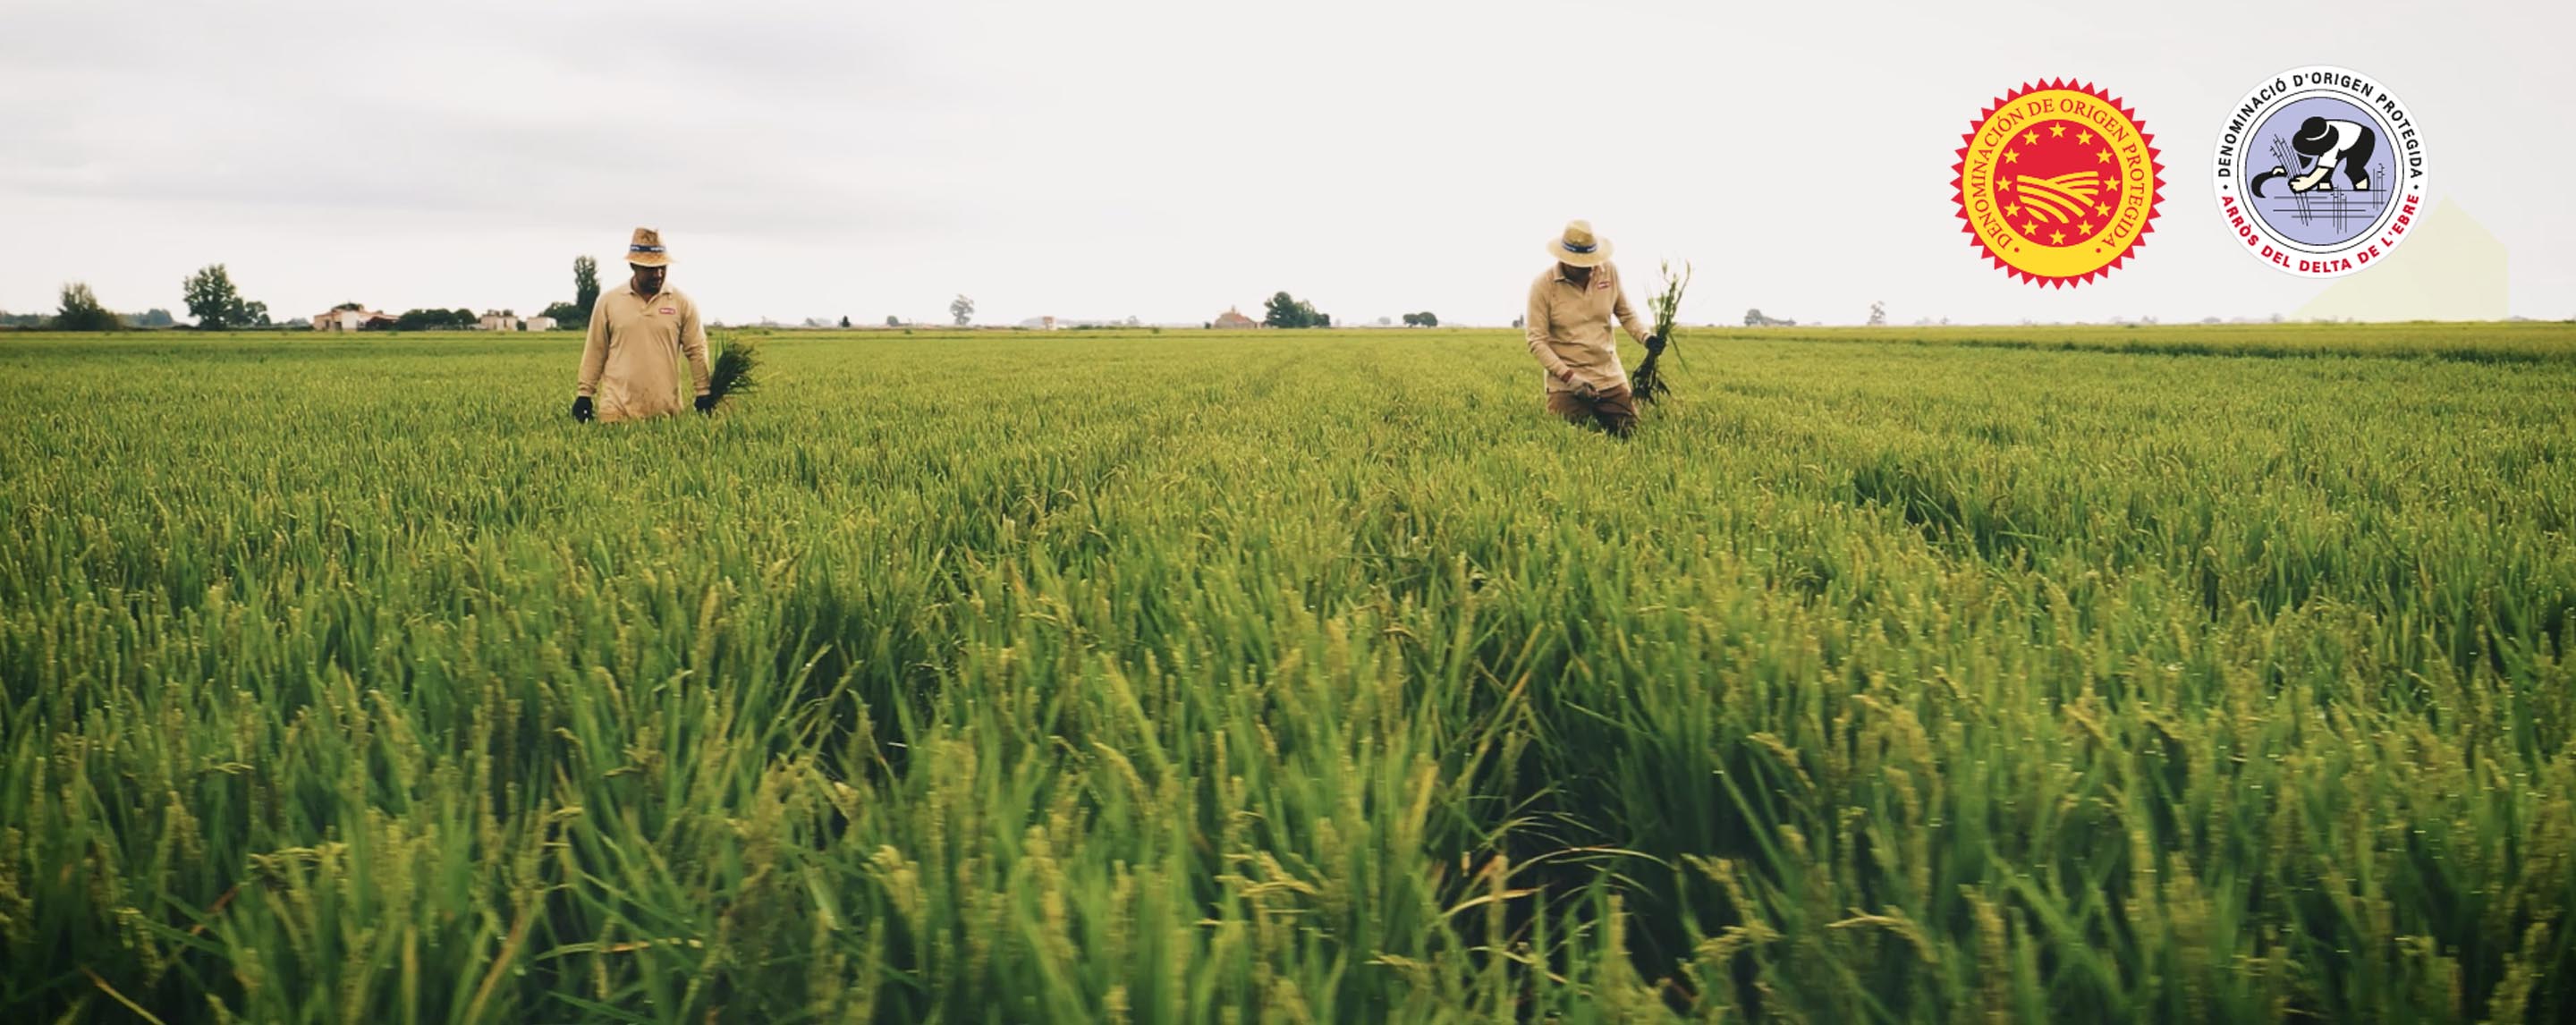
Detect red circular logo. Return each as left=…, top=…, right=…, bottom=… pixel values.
left=1951, top=80, right=2165, bottom=287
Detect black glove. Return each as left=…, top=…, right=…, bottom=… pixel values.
left=1644, top=333, right=1667, bottom=354
left=694, top=394, right=717, bottom=414
left=571, top=395, right=594, bottom=422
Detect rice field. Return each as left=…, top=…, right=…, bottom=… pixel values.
left=3, top=323, right=2572, bottom=1023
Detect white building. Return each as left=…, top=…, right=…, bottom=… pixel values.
left=478, top=311, right=520, bottom=332
left=523, top=316, right=559, bottom=332
left=309, top=308, right=394, bottom=332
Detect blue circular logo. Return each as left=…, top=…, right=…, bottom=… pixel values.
left=2212, top=67, right=2429, bottom=278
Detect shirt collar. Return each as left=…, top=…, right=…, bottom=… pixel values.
left=1552, top=262, right=1609, bottom=286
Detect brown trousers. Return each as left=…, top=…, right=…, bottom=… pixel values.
left=1546, top=385, right=1638, bottom=437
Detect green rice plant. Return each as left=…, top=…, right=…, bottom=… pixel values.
left=1631, top=260, right=1690, bottom=404
left=708, top=331, right=758, bottom=407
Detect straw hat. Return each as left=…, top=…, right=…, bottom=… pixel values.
left=626, top=226, right=672, bottom=267
left=1545, top=219, right=1612, bottom=267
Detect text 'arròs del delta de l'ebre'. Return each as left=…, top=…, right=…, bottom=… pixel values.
left=1962, top=93, right=2154, bottom=248
left=2222, top=192, right=2422, bottom=275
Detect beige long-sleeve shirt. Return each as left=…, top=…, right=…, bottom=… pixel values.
left=577, top=282, right=711, bottom=423
left=1525, top=260, right=1652, bottom=395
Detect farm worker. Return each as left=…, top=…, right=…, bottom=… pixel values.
left=572, top=227, right=714, bottom=423
left=1524, top=220, right=1665, bottom=438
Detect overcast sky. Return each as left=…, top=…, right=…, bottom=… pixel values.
left=3, top=0, right=2566, bottom=326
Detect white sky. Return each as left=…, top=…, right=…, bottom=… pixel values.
left=2, top=0, right=2566, bottom=326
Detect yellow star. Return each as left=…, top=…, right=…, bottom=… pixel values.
left=2077, top=131, right=2092, bottom=144
left=2048, top=123, right=2066, bottom=138
left=2077, top=221, right=2092, bottom=234
left=2023, top=131, right=2039, bottom=146
left=2095, top=203, right=2111, bottom=216
left=2005, top=150, right=2020, bottom=164
left=2097, top=149, right=2113, bottom=164
left=1998, top=178, right=2014, bottom=191
left=2005, top=204, right=2021, bottom=216
left=2024, top=221, right=2040, bottom=234
left=2049, top=230, right=2066, bottom=244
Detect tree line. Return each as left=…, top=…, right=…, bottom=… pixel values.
left=15, top=266, right=1453, bottom=334
left=15, top=256, right=606, bottom=333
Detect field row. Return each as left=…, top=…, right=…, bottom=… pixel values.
left=3, top=326, right=2572, bottom=1022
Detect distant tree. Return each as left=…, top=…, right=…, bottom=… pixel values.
left=1868, top=301, right=1886, bottom=326
left=334, top=301, right=366, bottom=312
left=573, top=256, right=600, bottom=311
left=1407, top=311, right=1438, bottom=327
left=183, top=264, right=269, bottom=330
left=1125, top=315, right=1141, bottom=327
left=951, top=294, right=975, bottom=326
left=1378, top=316, right=1394, bottom=326
left=394, top=308, right=478, bottom=331
left=840, top=316, right=852, bottom=328
left=52, top=283, right=119, bottom=332
left=123, top=308, right=177, bottom=329
left=538, top=301, right=585, bottom=325
left=1263, top=291, right=1327, bottom=328
left=182, top=265, right=240, bottom=327
left=1512, top=316, right=1524, bottom=329
left=886, top=315, right=901, bottom=327
left=1745, top=308, right=1763, bottom=327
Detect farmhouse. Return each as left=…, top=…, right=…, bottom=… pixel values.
left=1212, top=307, right=1258, bottom=329
left=309, top=308, right=395, bottom=332
left=478, top=311, right=520, bottom=332
left=523, top=316, right=559, bottom=332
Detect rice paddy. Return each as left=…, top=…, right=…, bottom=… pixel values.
left=3, top=323, right=2572, bottom=1022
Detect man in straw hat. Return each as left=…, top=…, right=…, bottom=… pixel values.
left=572, top=227, right=714, bottom=423
left=1525, top=219, right=1664, bottom=437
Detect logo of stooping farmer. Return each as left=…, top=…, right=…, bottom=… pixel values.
left=2213, top=66, right=2428, bottom=277
left=571, top=227, right=716, bottom=423
left=1523, top=220, right=1665, bottom=439
left=1951, top=80, right=2164, bottom=287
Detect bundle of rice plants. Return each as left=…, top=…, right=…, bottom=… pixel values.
left=1630, top=260, right=1690, bottom=405
left=708, top=330, right=759, bottom=407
